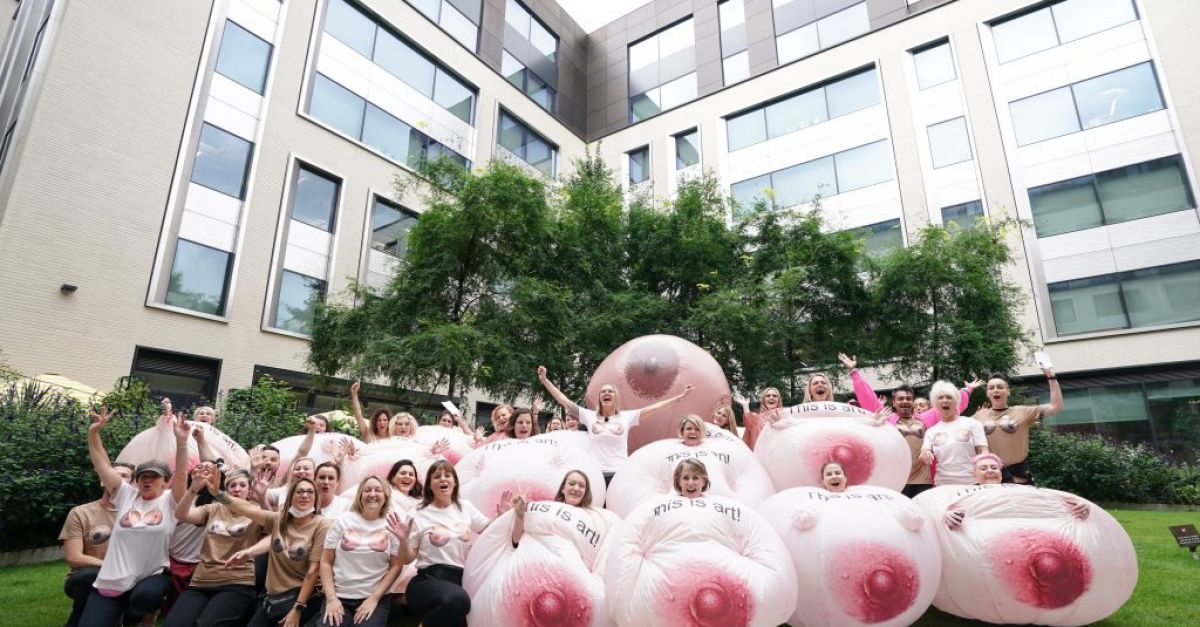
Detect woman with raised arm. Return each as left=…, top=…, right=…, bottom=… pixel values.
left=318, top=476, right=403, bottom=627
left=838, top=352, right=981, bottom=427
left=709, top=394, right=739, bottom=436
left=972, top=369, right=1064, bottom=484
left=919, top=381, right=990, bottom=486
left=60, top=462, right=134, bottom=627
left=537, top=365, right=694, bottom=485
left=79, top=408, right=189, bottom=627
left=735, top=387, right=783, bottom=449
left=350, top=381, right=392, bottom=444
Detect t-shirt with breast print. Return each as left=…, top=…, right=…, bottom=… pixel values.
left=407, top=501, right=490, bottom=570
left=325, top=511, right=399, bottom=599
left=59, top=499, right=117, bottom=569
left=92, top=483, right=176, bottom=593
left=263, top=512, right=331, bottom=594
left=189, top=503, right=263, bottom=587
left=973, top=405, right=1044, bottom=466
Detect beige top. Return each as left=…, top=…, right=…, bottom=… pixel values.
left=894, top=418, right=931, bottom=485
left=190, top=503, right=263, bottom=587
left=264, top=512, right=330, bottom=594
left=59, top=499, right=117, bottom=568
left=973, top=405, right=1044, bottom=465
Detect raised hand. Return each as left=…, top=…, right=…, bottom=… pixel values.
left=429, top=438, right=451, bottom=456
left=305, top=416, right=318, bottom=433
left=190, top=464, right=213, bottom=493
left=965, top=377, right=984, bottom=391
left=732, top=394, right=750, bottom=410
left=532, top=396, right=544, bottom=415
left=350, top=380, right=361, bottom=397
left=837, top=353, right=857, bottom=370
left=513, top=495, right=527, bottom=519
left=160, top=397, right=173, bottom=420
left=681, top=384, right=695, bottom=397
left=248, top=445, right=265, bottom=472
left=871, top=405, right=892, bottom=426
left=89, top=407, right=114, bottom=432
left=171, top=412, right=192, bottom=442
left=497, top=489, right=515, bottom=516
left=536, top=365, right=547, bottom=380
left=386, top=511, right=411, bottom=538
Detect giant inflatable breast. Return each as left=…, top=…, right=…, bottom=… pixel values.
left=414, top=425, right=475, bottom=465
left=340, top=438, right=442, bottom=490
left=754, top=402, right=910, bottom=491
left=457, top=436, right=607, bottom=517
left=270, top=433, right=366, bottom=478
left=588, top=335, right=731, bottom=452
left=603, top=494, right=797, bottom=627
left=759, top=485, right=941, bottom=627
left=465, top=503, right=621, bottom=627
left=606, top=425, right=774, bottom=517
left=118, top=420, right=249, bottom=472
left=913, top=484, right=1137, bottom=625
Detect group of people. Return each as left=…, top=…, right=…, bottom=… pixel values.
left=61, top=355, right=1064, bottom=627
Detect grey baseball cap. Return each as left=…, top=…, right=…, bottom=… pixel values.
left=134, top=460, right=171, bottom=479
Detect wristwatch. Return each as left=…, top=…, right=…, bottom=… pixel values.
left=293, top=601, right=307, bottom=612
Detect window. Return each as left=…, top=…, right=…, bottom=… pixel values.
left=501, top=0, right=557, bottom=112
left=675, top=129, right=700, bottom=170
left=941, top=200, right=984, bottom=229
left=275, top=270, right=326, bottom=335
left=497, top=110, right=556, bottom=177
left=215, top=21, right=272, bottom=94
left=725, top=67, right=879, bottom=151
left=291, top=166, right=339, bottom=232
left=927, top=117, right=972, bottom=168
left=834, top=140, right=892, bottom=193
left=731, top=140, right=893, bottom=209
left=505, top=0, right=557, bottom=61
left=992, top=0, right=1137, bottom=63
left=719, top=0, right=748, bottom=85
left=404, top=0, right=481, bottom=50
left=1029, top=155, right=1193, bottom=237
left=370, top=198, right=417, bottom=258
left=165, top=239, right=233, bottom=316
left=723, top=52, right=750, bottom=85
left=913, top=40, right=955, bottom=90
left=775, top=1, right=869, bottom=65
left=190, top=124, right=253, bottom=199
left=628, top=146, right=650, bottom=185
left=131, top=347, right=221, bottom=410
left=310, top=74, right=366, bottom=139
left=502, top=51, right=555, bottom=112
left=325, top=0, right=376, bottom=57
left=1048, top=260, right=1200, bottom=335
left=851, top=219, right=903, bottom=256
left=1009, top=62, right=1164, bottom=146
left=629, top=19, right=696, bottom=122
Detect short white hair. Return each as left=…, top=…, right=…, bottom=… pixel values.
left=929, top=380, right=958, bottom=404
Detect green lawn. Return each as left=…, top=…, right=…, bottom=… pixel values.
left=4, top=509, right=1196, bottom=627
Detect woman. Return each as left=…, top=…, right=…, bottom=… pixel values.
left=709, top=401, right=739, bottom=436
left=674, top=459, right=710, bottom=499
left=564, top=415, right=582, bottom=431
left=538, top=365, right=693, bottom=484
left=385, top=460, right=495, bottom=627
left=971, top=452, right=1004, bottom=486
left=387, top=460, right=423, bottom=505
left=79, top=408, right=187, bottom=627
left=436, top=410, right=474, bottom=436
left=315, top=462, right=350, bottom=520
left=972, top=369, right=1064, bottom=484
left=264, top=456, right=318, bottom=510
left=942, top=453, right=1088, bottom=529
left=919, top=381, right=989, bottom=486
left=913, top=397, right=931, bottom=413
left=735, top=387, right=783, bottom=449
left=804, top=373, right=835, bottom=402
left=545, top=417, right=564, bottom=432
left=191, top=406, right=217, bottom=425
left=165, top=467, right=261, bottom=627
left=217, top=478, right=329, bottom=627
left=678, top=414, right=706, bottom=447
left=319, top=476, right=403, bottom=627
left=389, top=413, right=420, bottom=439
left=510, top=470, right=615, bottom=555
left=505, top=403, right=541, bottom=439
left=821, top=461, right=848, bottom=493
left=61, top=462, right=134, bottom=627
left=350, top=381, right=392, bottom=443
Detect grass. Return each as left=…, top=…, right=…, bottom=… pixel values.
left=4, top=509, right=1197, bottom=627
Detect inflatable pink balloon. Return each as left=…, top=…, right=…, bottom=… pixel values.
left=754, top=402, right=910, bottom=491
left=588, top=335, right=731, bottom=452
left=340, top=438, right=444, bottom=491
left=606, top=425, right=774, bottom=517
left=414, top=425, right=473, bottom=465
left=117, top=419, right=249, bottom=472
left=457, top=437, right=607, bottom=517
left=913, top=484, right=1137, bottom=625
left=269, top=432, right=366, bottom=478
left=759, top=485, right=941, bottom=627
left=465, top=503, right=621, bottom=627
left=603, top=494, right=797, bottom=627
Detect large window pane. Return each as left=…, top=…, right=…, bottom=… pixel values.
left=497, top=112, right=524, bottom=155
left=433, top=70, right=474, bottom=123
left=1120, top=261, right=1200, bottom=328
left=659, top=73, right=697, bottom=110
left=766, top=88, right=827, bottom=138
left=530, top=22, right=557, bottom=61
left=525, top=137, right=554, bottom=177
left=496, top=111, right=555, bottom=177
left=362, top=105, right=421, bottom=164
left=825, top=68, right=880, bottom=118
left=727, top=109, right=766, bottom=151
left=913, top=41, right=955, bottom=90
left=166, top=240, right=232, bottom=316
left=927, top=117, right=972, bottom=168
left=1146, top=378, right=1200, bottom=462
left=630, top=89, right=661, bottom=122
left=853, top=219, right=903, bottom=256
left=723, top=50, right=750, bottom=85
left=628, top=146, right=650, bottom=184
left=1049, top=275, right=1128, bottom=335
left=502, top=51, right=524, bottom=87
left=292, top=167, right=339, bottom=232
left=941, top=200, right=984, bottom=230
left=374, top=32, right=435, bottom=96
left=325, top=0, right=376, bottom=57
left=834, top=140, right=892, bottom=192
left=1051, top=0, right=1137, bottom=44
left=776, top=23, right=818, bottom=64
left=993, top=8, right=1058, bottom=63
left=773, top=157, right=835, bottom=207
left=675, top=130, right=700, bottom=169
left=215, top=21, right=271, bottom=94
left=816, top=2, right=868, bottom=48
left=1072, top=62, right=1164, bottom=130
left=275, top=270, right=326, bottom=335
left=309, top=74, right=365, bottom=139
left=1096, top=155, right=1193, bottom=225
left=191, top=124, right=252, bottom=199
left=439, top=3, right=479, bottom=50
left=1028, top=175, right=1102, bottom=237
left=1010, top=87, right=1080, bottom=146
left=504, top=0, right=530, bottom=37
left=730, top=174, right=771, bottom=216
left=371, top=198, right=417, bottom=257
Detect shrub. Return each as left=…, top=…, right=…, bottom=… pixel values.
left=217, top=375, right=306, bottom=446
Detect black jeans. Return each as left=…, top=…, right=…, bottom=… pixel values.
left=902, top=483, right=933, bottom=498
left=162, top=584, right=257, bottom=627
left=245, top=593, right=323, bottom=627
left=78, top=571, right=171, bottom=627
left=406, top=565, right=469, bottom=627
left=64, top=567, right=100, bottom=627
left=318, top=596, right=392, bottom=627
left=1001, top=458, right=1035, bottom=485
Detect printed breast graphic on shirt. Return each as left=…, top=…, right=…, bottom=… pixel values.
left=426, top=523, right=471, bottom=547
left=119, top=508, right=164, bottom=528
left=340, top=527, right=390, bottom=552
left=209, top=519, right=251, bottom=538
left=896, top=423, right=925, bottom=440
left=591, top=419, right=624, bottom=435
left=983, top=415, right=1019, bottom=435
left=931, top=429, right=973, bottom=447
left=272, top=536, right=310, bottom=561
left=86, top=524, right=113, bottom=545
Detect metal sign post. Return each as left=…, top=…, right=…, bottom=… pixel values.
left=1169, top=524, right=1200, bottom=560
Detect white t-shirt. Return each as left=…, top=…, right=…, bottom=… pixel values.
left=93, top=483, right=176, bottom=592
left=168, top=521, right=204, bottom=563
left=577, top=407, right=642, bottom=473
left=922, top=417, right=988, bottom=486
left=324, top=512, right=398, bottom=599
left=321, top=495, right=351, bottom=521
left=407, top=501, right=490, bottom=570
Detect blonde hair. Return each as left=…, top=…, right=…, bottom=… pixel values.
left=711, top=405, right=738, bottom=434
left=594, top=384, right=622, bottom=417
left=803, top=373, right=833, bottom=402
left=929, top=380, right=959, bottom=405
left=677, top=414, right=706, bottom=440
left=389, top=412, right=419, bottom=437
left=758, top=387, right=782, bottom=409
left=349, top=476, right=392, bottom=517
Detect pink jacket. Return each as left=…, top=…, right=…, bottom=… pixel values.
left=850, top=369, right=969, bottom=428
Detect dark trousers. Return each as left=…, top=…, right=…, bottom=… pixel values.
left=318, top=596, right=391, bottom=627
left=253, top=554, right=268, bottom=595
left=162, top=584, right=257, bottom=627
left=78, top=572, right=171, bottom=627
left=902, top=483, right=933, bottom=498
left=245, top=595, right=323, bottom=627
left=64, top=567, right=100, bottom=627
left=1001, top=458, right=1035, bottom=485
left=406, top=565, right=470, bottom=627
